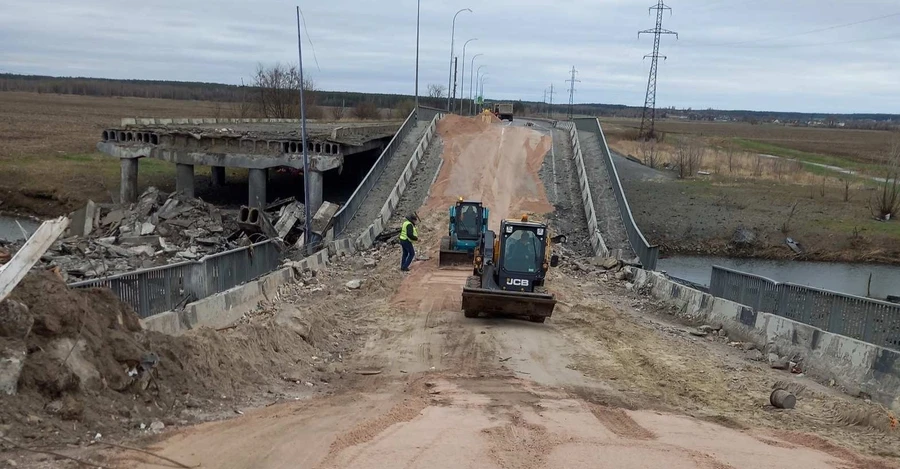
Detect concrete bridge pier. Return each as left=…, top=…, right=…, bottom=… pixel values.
left=248, top=168, right=268, bottom=209
left=120, top=158, right=139, bottom=204
left=307, top=170, right=324, bottom=216
left=176, top=163, right=195, bottom=197
left=211, top=166, right=226, bottom=187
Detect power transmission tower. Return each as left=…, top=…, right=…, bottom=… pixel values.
left=566, top=66, right=580, bottom=119
left=638, top=0, right=677, bottom=140
left=548, top=84, right=555, bottom=118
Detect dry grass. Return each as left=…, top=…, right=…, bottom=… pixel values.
left=603, top=117, right=899, bottom=163
left=0, top=92, right=399, bottom=216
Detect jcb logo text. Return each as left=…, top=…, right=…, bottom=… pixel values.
left=506, top=278, right=530, bottom=287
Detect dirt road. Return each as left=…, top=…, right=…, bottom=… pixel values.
left=112, top=115, right=898, bottom=469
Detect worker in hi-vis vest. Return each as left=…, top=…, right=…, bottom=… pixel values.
left=398, top=213, right=419, bottom=272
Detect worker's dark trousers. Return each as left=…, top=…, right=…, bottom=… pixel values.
left=400, top=240, right=415, bottom=270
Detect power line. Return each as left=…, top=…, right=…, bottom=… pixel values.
left=638, top=0, right=677, bottom=141
left=685, top=11, right=900, bottom=48
left=717, top=32, right=900, bottom=49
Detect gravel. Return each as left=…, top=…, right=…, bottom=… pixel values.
left=390, top=137, right=444, bottom=226
left=539, top=127, right=593, bottom=257
left=342, top=121, right=430, bottom=236
left=578, top=130, right=633, bottom=256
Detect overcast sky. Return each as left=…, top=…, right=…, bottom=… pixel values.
left=1, top=0, right=898, bottom=113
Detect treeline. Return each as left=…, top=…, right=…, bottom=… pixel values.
left=3, top=73, right=898, bottom=127
left=0, top=73, right=444, bottom=110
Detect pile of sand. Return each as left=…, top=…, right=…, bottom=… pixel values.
left=0, top=269, right=348, bottom=445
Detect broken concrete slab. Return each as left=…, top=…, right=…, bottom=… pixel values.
left=127, top=246, right=156, bottom=257
left=101, top=208, right=125, bottom=227
left=67, top=200, right=97, bottom=237
left=310, top=201, right=339, bottom=236
left=346, top=279, right=363, bottom=290
left=140, top=222, right=156, bottom=236
left=118, top=235, right=161, bottom=247
left=274, top=202, right=304, bottom=239
left=0, top=217, right=70, bottom=303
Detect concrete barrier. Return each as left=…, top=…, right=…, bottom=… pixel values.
left=631, top=268, right=900, bottom=410
left=142, top=246, right=331, bottom=335
left=353, top=113, right=443, bottom=251
left=555, top=121, right=608, bottom=257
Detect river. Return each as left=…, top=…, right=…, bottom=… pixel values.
left=0, top=215, right=40, bottom=242
left=658, top=255, right=900, bottom=300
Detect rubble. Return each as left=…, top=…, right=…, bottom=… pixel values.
left=22, top=188, right=339, bottom=282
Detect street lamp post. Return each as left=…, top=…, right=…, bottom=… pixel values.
left=415, top=0, right=420, bottom=122
left=480, top=75, right=489, bottom=106
left=468, top=53, right=483, bottom=115
left=472, top=64, right=486, bottom=115
left=447, top=8, right=472, bottom=112
left=458, top=38, right=477, bottom=113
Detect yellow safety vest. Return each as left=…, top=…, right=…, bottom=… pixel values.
left=399, top=220, right=418, bottom=242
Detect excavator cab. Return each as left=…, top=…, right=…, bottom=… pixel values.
left=461, top=216, right=560, bottom=323
left=439, top=199, right=489, bottom=267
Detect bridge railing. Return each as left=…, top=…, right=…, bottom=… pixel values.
left=710, top=265, right=900, bottom=350
left=332, top=107, right=419, bottom=236
left=572, top=117, right=659, bottom=270
left=69, top=240, right=281, bottom=319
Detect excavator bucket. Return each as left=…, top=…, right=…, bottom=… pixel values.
left=439, top=249, right=473, bottom=268
left=461, top=285, right=556, bottom=321
left=438, top=236, right=474, bottom=268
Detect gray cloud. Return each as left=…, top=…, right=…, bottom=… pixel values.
left=0, top=0, right=897, bottom=113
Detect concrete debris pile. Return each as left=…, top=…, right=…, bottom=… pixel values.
left=37, top=188, right=239, bottom=281
left=32, top=188, right=340, bottom=282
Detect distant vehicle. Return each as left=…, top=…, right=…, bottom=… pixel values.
left=494, top=103, right=514, bottom=122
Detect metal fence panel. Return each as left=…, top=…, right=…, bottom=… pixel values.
left=710, top=265, right=900, bottom=351
left=572, top=117, right=659, bottom=270
left=332, top=108, right=418, bottom=236
left=69, top=240, right=281, bottom=319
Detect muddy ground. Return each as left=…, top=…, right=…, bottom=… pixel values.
left=3, top=115, right=898, bottom=469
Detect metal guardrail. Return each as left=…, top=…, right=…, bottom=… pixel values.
left=332, top=108, right=418, bottom=236
left=69, top=240, right=281, bottom=319
left=710, top=265, right=900, bottom=351
left=572, top=118, right=659, bottom=270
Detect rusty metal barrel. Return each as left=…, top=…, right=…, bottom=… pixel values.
left=770, top=389, right=796, bottom=409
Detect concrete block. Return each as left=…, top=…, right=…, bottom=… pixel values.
left=158, top=119, right=173, bottom=125
left=121, top=118, right=137, bottom=126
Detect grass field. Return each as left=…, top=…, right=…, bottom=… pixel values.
left=600, top=117, right=900, bottom=264
left=602, top=117, right=898, bottom=163
left=0, top=92, right=394, bottom=217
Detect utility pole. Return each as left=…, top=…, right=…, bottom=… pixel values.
left=295, top=7, right=313, bottom=251
left=566, top=66, right=580, bottom=119
left=451, top=58, right=458, bottom=107
left=638, top=0, right=677, bottom=140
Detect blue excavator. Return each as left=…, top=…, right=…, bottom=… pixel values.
left=439, top=198, right=489, bottom=267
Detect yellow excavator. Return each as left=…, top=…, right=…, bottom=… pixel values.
left=461, top=215, right=564, bottom=323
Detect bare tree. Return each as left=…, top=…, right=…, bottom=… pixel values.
left=331, top=104, right=346, bottom=121
left=353, top=101, right=380, bottom=120
left=395, top=99, right=416, bottom=119
left=640, top=139, right=659, bottom=169
left=427, top=84, right=446, bottom=99
left=870, top=141, right=900, bottom=220
left=251, top=62, right=319, bottom=119
left=726, top=145, right=736, bottom=173
left=674, top=138, right=702, bottom=179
